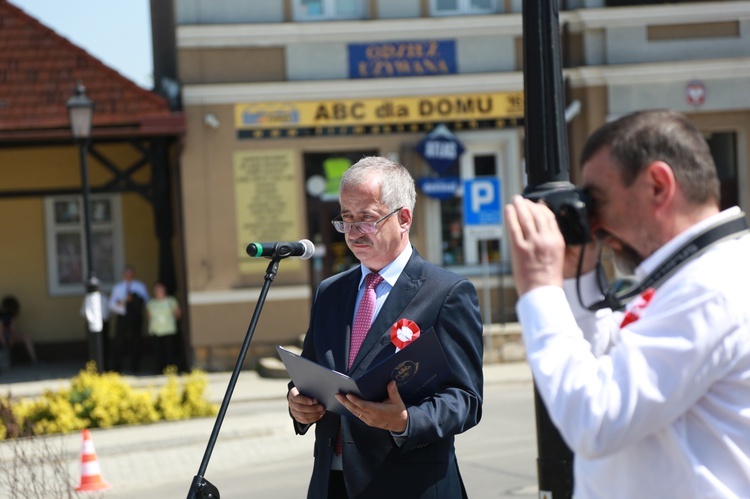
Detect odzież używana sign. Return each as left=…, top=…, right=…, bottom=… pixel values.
left=347, top=40, right=457, bottom=79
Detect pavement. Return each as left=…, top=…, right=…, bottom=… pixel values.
left=0, top=359, right=532, bottom=497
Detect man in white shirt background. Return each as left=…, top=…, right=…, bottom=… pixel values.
left=108, top=264, right=150, bottom=373
left=504, top=109, right=750, bottom=498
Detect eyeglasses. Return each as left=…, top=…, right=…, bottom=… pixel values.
left=331, top=207, right=403, bottom=234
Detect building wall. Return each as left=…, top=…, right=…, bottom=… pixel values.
left=175, top=0, right=750, bottom=370
left=571, top=3, right=750, bottom=66
left=607, top=22, right=750, bottom=65
left=180, top=101, right=450, bottom=351
left=179, top=48, right=287, bottom=84
left=378, top=0, right=421, bottom=19
left=176, top=0, right=285, bottom=24
left=0, top=144, right=160, bottom=350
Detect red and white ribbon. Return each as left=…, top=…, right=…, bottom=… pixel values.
left=391, top=318, right=420, bottom=352
left=619, top=288, right=655, bottom=328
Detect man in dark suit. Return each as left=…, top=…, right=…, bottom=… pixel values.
left=288, top=156, right=484, bottom=498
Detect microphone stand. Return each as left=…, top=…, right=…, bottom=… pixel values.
left=187, top=254, right=286, bottom=498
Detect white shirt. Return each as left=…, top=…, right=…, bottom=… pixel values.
left=80, top=291, right=110, bottom=321
left=108, top=279, right=150, bottom=316
left=517, top=208, right=750, bottom=498
left=354, top=243, right=413, bottom=325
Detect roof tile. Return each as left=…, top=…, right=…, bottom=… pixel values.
left=0, top=0, right=182, bottom=139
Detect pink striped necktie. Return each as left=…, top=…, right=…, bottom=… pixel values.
left=348, top=272, right=383, bottom=369
left=335, top=272, right=384, bottom=456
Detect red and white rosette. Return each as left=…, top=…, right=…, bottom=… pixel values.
left=391, top=318, right=420, bottom=352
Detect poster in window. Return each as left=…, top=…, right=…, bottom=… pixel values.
left=234, top=150, right=303, bottom=273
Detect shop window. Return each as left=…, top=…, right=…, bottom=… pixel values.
left=438, top=153, right=502, bottom=267
left=293, top=0, right=367, bottom=21
left=304, top=151, right=377, bottom=285
left=706, top=131, right=738, bottom=211
left=430, top=0, right=497, bottom=16
left=440, top=209, right=502, bottom=266
left=441, top=198, right=464, bottom=265
left=44, top=195, right=123, bottom=296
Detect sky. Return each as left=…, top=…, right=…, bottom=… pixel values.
left=10, top=0, right=154, bottom=89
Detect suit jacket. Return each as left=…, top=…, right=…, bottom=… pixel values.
left=291, top=248, right=484, bottom=498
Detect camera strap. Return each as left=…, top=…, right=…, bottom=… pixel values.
left=585, top=211, right=750, bottom=311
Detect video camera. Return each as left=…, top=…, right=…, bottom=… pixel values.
left=523, top=181, right=594, bottom=246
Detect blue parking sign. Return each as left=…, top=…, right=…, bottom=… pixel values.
left=463, top=178, right=502, bottom=226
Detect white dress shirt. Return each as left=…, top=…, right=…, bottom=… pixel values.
left=108, top=279, right=150, bottom=316
left=517, top=208, right=750, bottom=498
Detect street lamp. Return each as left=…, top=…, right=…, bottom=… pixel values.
left=67, top=80, right=104, bottom=373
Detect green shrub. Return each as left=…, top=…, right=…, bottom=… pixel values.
left=0, top=362, right=218, bottom=439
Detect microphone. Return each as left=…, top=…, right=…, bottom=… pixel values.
left=246, top=239, right=315, bottom=260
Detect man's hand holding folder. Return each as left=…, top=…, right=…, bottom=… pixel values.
left=278, top=328, right=452, bottom=419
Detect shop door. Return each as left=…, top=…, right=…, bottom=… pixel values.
left=304, top=151, right=377, bottom=287
left=706, top=132, right=739, bottom=210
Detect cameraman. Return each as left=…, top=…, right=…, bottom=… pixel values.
left=505, top=109, right=750, bottom=497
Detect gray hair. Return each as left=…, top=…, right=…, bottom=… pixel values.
left=339, top=156, right=417, bottom=212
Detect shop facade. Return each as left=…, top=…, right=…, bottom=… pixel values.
left=175, top=0, right=750, bottom=369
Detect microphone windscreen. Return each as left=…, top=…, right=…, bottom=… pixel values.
left=299, top=239, right=315, bottom=260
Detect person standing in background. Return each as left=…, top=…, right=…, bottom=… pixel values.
left=146, top=281, right=181, bottom=373
left=80, top=289, right=110, bottom=370
left=108, top=264, right=149, bottom=373
left=0, top=295, right=38, bottom=364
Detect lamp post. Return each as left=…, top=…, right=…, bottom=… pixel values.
left=522, top=1, right=575, bottom=497
left=67, top=81, right=104, bottom=373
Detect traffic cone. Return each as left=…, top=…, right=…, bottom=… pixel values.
left=75, top=428, right=112, bottom=492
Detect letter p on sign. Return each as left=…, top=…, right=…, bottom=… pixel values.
left=463, top=178, right=502, bottom=226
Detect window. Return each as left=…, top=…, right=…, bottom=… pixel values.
left=706, top=131, right=739, bottom=211
left=293, top=0, right=366, bottom=21
left=304, top=150, right=377, bottom=283
left=45, top=195, right=123, bottom=296
left=422, top=131, right=523, bottom=272
left=431, top=0, right=496, bottom=16
left=439, top=154, right=502, bottom=266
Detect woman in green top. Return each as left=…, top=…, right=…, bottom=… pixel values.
left=146, top=282, right=181, bottom=372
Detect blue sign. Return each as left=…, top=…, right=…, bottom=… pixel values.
left=348, top=40, right=457, bottom=79
left=416, top=124, right=465, bottom=175
left=417, top=177, right=461, bottom=200
left=463, top=178, right=502, bottom=226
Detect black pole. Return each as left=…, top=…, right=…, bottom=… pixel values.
left=79, top=140, right=104, bottom=374
left=522, top=1, right=575, bottom=497
left=522, top=0, right=569, bottom=187
left=187, top=257, right=283, bottom=499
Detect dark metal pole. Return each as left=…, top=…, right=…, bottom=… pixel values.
left=79, top=140, right=104, bottom=373
left=79, top=142, right=94, bottom=284
left=523, top=0, right=570, bottom=187
left=522, top=1, right=575, bottom=497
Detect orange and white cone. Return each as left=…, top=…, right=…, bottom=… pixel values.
left=75, top=428, right=112, bottom=492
